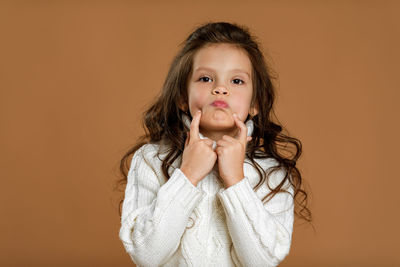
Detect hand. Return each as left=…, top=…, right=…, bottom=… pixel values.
left=215, top=113, right=252, bottom=188
left=180, top=110, right=218, bottom=186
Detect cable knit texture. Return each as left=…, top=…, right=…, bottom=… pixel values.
left=119, top=142, right=294, bottom=267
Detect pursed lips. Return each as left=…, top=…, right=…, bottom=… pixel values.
left=211, top=100, right=229, bottom=108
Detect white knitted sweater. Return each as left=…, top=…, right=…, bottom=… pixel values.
left=119, top=139, right=294, bottom=266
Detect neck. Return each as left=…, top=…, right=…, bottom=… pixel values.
left=199, top=126, right=239, bottom=142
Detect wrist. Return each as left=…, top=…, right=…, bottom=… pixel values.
left=221, top=172, right=244, bottom=188
left=180, top=167, right=198, bottom=187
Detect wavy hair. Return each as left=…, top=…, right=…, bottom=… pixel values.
left=115, top=21, right=312, bottom=226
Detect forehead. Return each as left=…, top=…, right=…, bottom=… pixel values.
left=192, top=43, right=252, bottom=74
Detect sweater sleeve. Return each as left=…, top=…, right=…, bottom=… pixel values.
left=119, top=145, right=207, bottom=266
left=217, top=167, right=295, bottom=267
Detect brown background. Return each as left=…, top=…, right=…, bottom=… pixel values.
left=1, top=1, right=399, bottom=266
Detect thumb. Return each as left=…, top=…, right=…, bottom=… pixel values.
left=247, top=136, right=252, bottom=142
left=203, top=139, right=214, bottom=147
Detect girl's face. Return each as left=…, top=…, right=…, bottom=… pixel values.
left=186, top=43, right=257, bottom=137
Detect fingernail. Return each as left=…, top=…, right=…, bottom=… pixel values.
left=197, top=110, right=201, bottom=113
left=233, top=113, right=237, bottom=117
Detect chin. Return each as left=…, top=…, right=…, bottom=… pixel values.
left=201, top=120, right=235, bottom=132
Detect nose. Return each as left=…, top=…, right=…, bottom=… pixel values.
left=212, top=86, right=229, bottom=95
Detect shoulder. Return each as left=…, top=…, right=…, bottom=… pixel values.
left=244, top=156, right=279, bottom=173
left=132, top=141, right=170, bottom=162
left=244, top=156, right=291, bottom=191
left=134, top=142, right=160, bottom=158
left=130, top=142, right=175, bottom=184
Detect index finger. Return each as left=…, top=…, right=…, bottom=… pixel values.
left=233, top=113, right=248, bottom=145
left=189, top=110, right=202, bottom=142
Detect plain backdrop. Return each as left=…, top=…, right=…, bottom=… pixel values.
left=1, top=1, right=399, bottom=266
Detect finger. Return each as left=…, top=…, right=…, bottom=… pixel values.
left=190, top=110, right=201, bottom=143
left=222, top=132, right=252, bottom=147
left=216, top=139, right=230, bottom=147
left=232, top=113, right=248, bottom=144
left=184, top=131, right=190, bottom=148
left=203, top=139, right=214, bottom=147
left=221, top=134, right=236, bottom=142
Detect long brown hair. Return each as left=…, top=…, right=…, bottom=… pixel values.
left=115, top=21, right=312, bottom=226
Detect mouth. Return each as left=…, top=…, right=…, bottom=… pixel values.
left=211, top=100, right=229, bottom=108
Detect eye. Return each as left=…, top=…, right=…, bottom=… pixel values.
left=198, top=76, right=213, bottom=83
left=232, top=78, right=244, bottom=85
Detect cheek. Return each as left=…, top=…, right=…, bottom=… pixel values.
left=188, top=87, right=208, bottom=108
left=231, top=94, right=251, bottom=111
left=230, top=95, right=252, bottom=121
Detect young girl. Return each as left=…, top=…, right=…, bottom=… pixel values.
left=117, top=21, right=311, bottom=267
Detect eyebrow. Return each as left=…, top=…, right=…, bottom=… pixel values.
left=194, top=67, right=251, bottom=78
